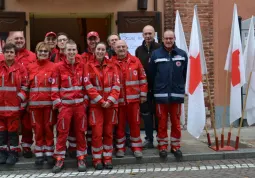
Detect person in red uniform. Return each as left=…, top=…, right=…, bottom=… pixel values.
left=113, top=40, right=148, bottom=158
left=81, top=31, right=100, bottom=63
left=0, top=43, right=28, bottom=165
left=51, top=39, right=87, bottom=173
left=10, top=31, right=36, bottom=158
left=44, top=32, right=58, bottom=59
left=27, top=42, right=56, bottom=165
left=84, top=42, right=120, bottom=170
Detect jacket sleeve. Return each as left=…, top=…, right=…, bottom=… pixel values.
left=148, top=51, right=157, bottom=92
left=183, top=52, right=188, bottom=84
left=83, top=64, right=104, bottom=105
left=107, top=66, right=120, bottom=105
left=137, top=58, right=148, bottom=97
left=17, top=65, right=28, bottom=103
left=51, top=64, right=62, bottom=109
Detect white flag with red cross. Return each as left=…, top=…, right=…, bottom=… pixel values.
left=244, top=16, right=255, bottom=125
left=186, top=6, right=207, bottom=138
left=174, top=10, right=188, bottom=126
left=224, top=4, right=246, bottom=124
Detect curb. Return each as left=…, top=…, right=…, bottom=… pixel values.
left=1, top=149, right=255, bottom=171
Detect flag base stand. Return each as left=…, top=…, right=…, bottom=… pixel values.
left=210, top=145, right=236, bottom=151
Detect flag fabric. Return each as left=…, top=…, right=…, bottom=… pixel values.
left=174, top=10, right=188, bottom=126
left=186, top=6, right=206, bottom=138
left=244, top=16, right=255, bottom=125
left=224, top=4, right=246, bottom=124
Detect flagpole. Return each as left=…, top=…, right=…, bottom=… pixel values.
left=221, top=71, right=229, bottom=148
left=235, top=72, right=252, bottom=149
left=206, top=73, right=218, bottom=150
left=227, top=124, right=233, bottom=146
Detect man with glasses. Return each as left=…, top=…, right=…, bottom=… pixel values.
left=148, top=30, right=187, bottom=161
left=44, top=32, right=58, bottom=59
left=52, top=32, right=69, bottom=63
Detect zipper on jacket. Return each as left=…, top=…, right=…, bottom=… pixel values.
left=2, top=75, right=4, bottom=86
left=62, top=118, right=65, bottom=129
left=32, top=111, right=36, bottom=124
left=11, top=72, right=14, bottom=84
left=44, top=74, right=47, bottom=86
left=137, top=108, right=140, bottom=122
left=129, top=68, right=132, bottom=80
left=77, top=73, right=80, bottom=85
left=108, top=74, right=111, bottom=86
left=34, top=76, right=38, bottom=87
left=82, top=116, right=85, bottom=129
left=68, top=76, right=72, bottom=87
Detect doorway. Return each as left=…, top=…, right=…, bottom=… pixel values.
left=29, top=13, right=112, bottom=53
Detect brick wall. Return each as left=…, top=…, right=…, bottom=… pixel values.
left=164, top=0, right=214, bottom=127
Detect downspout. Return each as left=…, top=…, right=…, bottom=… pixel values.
left=154, top=0, right=158, bottom=11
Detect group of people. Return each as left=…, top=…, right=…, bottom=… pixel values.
left=0, top=25, right=188, bottom=173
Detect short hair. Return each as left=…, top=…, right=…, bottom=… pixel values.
left=35, top=42, right=51, bottom=53
left=65, top=39, right=76, bottom=46
left=3, top=43, right=17, bottom=54
left=57, top=32, right=69, bottom=39
left=107, top=33, right=120, bottom=42
left=96, top=42, right=107, bottom=49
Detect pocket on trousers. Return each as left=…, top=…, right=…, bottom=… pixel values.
left=111, top=108, right=118, bottom=125
left=57, top=117, right=66, bottom=133
left=30, top=111, right=36, bottom=127
left=80, top=115, right=87, bottom=132
left=136, top=108, right=141, bottom=125
left=88, top=109, right=96, bottom=126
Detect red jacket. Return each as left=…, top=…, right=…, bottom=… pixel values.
left=0, top=60, right=28, bottom=117
left=51, top=56, right=87, bottom=109
left=81, top=48, right=109, bottom=64
left=54, top=53, right=84, bottom=64
left=27, top=59, right=55, bottom=108
left=84, top=57, right=120, bottom=108
left=16, top=49, right=36, bottom=68
left=112, top=53, right=148, bottom=105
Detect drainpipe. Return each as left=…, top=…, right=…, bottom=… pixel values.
left=154, top=0, right=157, bottom=11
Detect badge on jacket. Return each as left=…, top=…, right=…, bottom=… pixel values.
left=48, top=77, right=55, bottom=84
left=176, top=61, right=182, bottom=67
left=84, top=77, right=88, bottom=82
left=133, top=70, right=137, bottom=76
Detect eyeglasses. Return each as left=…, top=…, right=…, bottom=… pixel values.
left=58, top=38, right=68, bottom=42
left=38, top=50, right=49, bottom=53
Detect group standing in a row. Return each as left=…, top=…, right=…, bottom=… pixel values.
left=0, top=25, right=188, bottom=173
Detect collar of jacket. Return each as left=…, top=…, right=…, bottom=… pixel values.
left=16, top=48, right=29, bottom=58
left=142, top=40, right=156, bottom=51
left=84, top=47, right=94, bottom=54
left=37, top=58, right=50, bottom=65
left=1, top=60, right=19, bottom=70
left=92, top=56, right=110, bottom=67
left=117, top=53, right=135, bottom=63
left=64, top=56, right=80, bottom=65
left=161, top=43, right=178, bottom=54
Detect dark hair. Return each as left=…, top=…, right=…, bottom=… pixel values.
left=57, top=32, right=69, bottom=40
left=107, top=33, right=120, bottom=42
left=3, top=43, right=17, bottom=54
left=96, top=42, right=107, bottom=49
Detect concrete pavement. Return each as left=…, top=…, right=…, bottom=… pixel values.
left=0, top=126, right=254, bottom=171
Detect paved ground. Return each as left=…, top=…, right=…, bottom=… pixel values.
left=1, top=158, right=255, bottom=177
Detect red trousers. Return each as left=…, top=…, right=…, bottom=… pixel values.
left=21, top=110, right=33, bottom=149
left=0, top=116, right=20, bottom=152
left=54, top=104, right=87, bottom=158
left=116, top=102, right=142, bottom=152
left=156, top=103, right=181, bottom=151
left=30, top=108, right=56, bottom=157
left=89, top=107, right=117, bottom=165
left=67, top=120, right=77, bottom=152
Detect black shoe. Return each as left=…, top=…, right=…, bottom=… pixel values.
left=35, top=156, right=44, bottom=165
left=104, top=162, right=113, bottom=170
left=142, top=140, right=154, bottom=149
left=159, top=150, right=168, bottom=158
left=77, top=157, right=87, bottom=172
left=46, top=156, right=55, bottom=166
left=94, top=162, right=103, bottom=170
left=0, top=150, right=8, bottom=164
left=52, top=157, right=64, bottom=173
left=6, top=151, right=18, bottom=165
left=23, top=148, right=33, bottom=158
left=171, top=149, right=183, bottom=161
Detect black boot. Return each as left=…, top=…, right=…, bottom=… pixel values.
left=159, top=149, right=168, bottom=158
left=46, top=156, right=55, bottom=166
left=0, top=149, right=8, bottom=164
left=6, top=150, right=18, bottom=165
left=171, top=149, right=183, bottom=161
left=35, top=156, right=44, bottom=165
left=23, top=147, right=33, bottom=158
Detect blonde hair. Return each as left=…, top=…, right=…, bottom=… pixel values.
left=35, top=42, right=51, bottom=52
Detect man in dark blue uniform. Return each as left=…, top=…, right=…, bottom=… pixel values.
left=148, top=30, right=188, bottom=160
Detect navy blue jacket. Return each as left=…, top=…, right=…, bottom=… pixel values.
left=149, top=44, right=188, bottom=104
